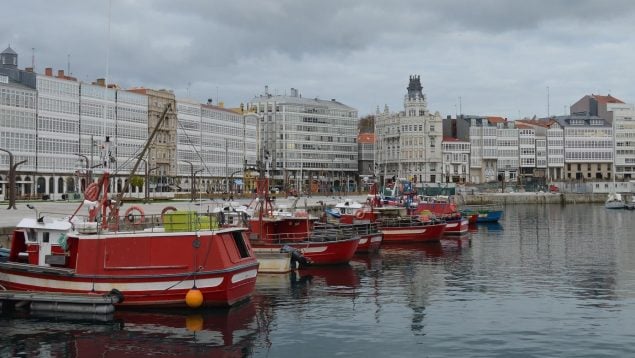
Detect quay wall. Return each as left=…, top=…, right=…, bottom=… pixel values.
left=461, top=193, right=608, bottom=205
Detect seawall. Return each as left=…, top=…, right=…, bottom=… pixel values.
left=462, top=192, right=607, bottom=205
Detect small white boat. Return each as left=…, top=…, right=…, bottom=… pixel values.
left=605, top=193, right=626, bottom=209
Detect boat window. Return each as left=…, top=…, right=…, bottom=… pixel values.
left=27, top=229, right=36, bottom=242
left=43, top=232, right=50, bottom=243
left=231, top=231, right=250, bottom=258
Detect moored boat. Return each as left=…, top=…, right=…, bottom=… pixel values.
left=0, top=135, right=259, bottom=308
left=460, top=205, right=504, bottom=223
left=605, top=193, right=626, bottom=209
left=370, top=206, right=446, bottom=243
left=246, top=178, right=359, bottom=266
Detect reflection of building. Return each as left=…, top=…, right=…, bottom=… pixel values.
left=375, top=76, right=443, bottom=186
left=175, top=99, right=257, bottom=194
left=441, top=137, right=470, bottom=183
left=247, top=87, right=358, bottom=193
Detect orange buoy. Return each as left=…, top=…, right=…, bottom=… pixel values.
left=185, top=287, right=204, bottom=308
left=185, top=314, right=204, bottom=332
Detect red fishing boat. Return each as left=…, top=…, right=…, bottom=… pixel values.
left=0, top=134, right=259, bottom=308
left=327, top=199, right=383, bottom=253
left=355, top=206, right=446, bottom=243
left=247, top=177, right=359, bottom=266
left=411, top=197, right=469, bottom=235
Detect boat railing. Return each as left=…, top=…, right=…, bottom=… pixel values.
left=263, top=223, right=358, bottom=244
left=376, top=216, right=440, bottom=228
left=69, top=212, right=227, bottom=235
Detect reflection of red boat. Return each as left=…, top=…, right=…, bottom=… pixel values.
left=247, top=178, right=359, bottom=265
left=380, top=241, right=445, bottom=258
left=0, top=137, right=258, bottom=308
left=56, top=304, right=256, bottom=357
left=298, top=265, right=359, bottom=288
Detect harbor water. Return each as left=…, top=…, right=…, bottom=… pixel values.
left=2, top=203, right=635, bottom=357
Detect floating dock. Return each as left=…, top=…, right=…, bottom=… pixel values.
left=253, top=249, right=292, bottom=273
left=0, top=290, right=122, bottom=314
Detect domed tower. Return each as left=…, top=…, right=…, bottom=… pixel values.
left=404, top=75, right=427, bottom=117
left=1, top=45, right=18, bottom=69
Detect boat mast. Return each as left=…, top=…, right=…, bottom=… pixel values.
left=111, top=103, right=173, bottom=213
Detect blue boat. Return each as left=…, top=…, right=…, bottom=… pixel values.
left=461, top=205, right=504, bottom=223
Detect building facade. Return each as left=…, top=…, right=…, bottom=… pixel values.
left=129, top=88, right=177, bottom=192
left=176, top=99, right=257, bottom=194
left=555, top=115, right=613, bottom=180
left=0, top=46, right=37, bottom=199
left=441, top=137, right=470, bottom=183
left=357, top=132, right=375, bottom=189
left=607, top=102, right=635, bottom=180
left=247, top=87, right=358, bottom=194
left=375, top=76, right=443, bottom=186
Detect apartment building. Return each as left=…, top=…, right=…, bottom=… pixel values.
left=247, top=87, right=358, bottom=193
left=375, top=76, right=443, bottom=186
left=176, top=99, right=257, bottom=194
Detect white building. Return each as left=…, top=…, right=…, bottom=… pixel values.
left=555, top=115, right=613, bottom=180
left=247, top=87, right=358, bottom=193
left=0, top=49, right=37, bottom=199
left=496, top=125, right=519, bottom=182
left=176, top=99, right=257, bottom=194
left=441, top=137, right=470, bottom=183
left=607, top=102, right=635, bottom=180
left=375, top=76, right=443, bottom=186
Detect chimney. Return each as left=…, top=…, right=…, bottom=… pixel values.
left=45, top=67, right=53, bottom=76
left=264, top=85, right=269, bottom=96
left=57, top=70, right=65, bottom=78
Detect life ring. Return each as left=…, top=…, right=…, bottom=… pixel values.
left=125, top=205, right=145, bottom=226
left=161, top=206, right=177, bottom=222
left=355, top=209, right=365, bottom=219
left=84, top=182, right=100, bottom=201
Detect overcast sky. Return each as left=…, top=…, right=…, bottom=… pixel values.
left=3, top=0, right=635, bottom=119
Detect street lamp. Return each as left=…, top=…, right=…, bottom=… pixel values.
left=0, top=148, right=27, bottom=210
left=74, top=153, right=92, bottom=188
left=183, top=160, right=196, bottom=201
left=137, top=156, right=158, bottom=203
left=193, top=169, right=203, bottom=201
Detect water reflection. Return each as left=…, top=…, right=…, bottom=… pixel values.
left=0, top=304, right=259, bottom=357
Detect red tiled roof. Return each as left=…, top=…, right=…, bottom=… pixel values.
left=516, top=119, right=557, bottom=128
left=358, top=133, right=375, bottom=143
left=592, top=94, right=623, bottom=104
left=487, top=116, right=506, bottom=124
